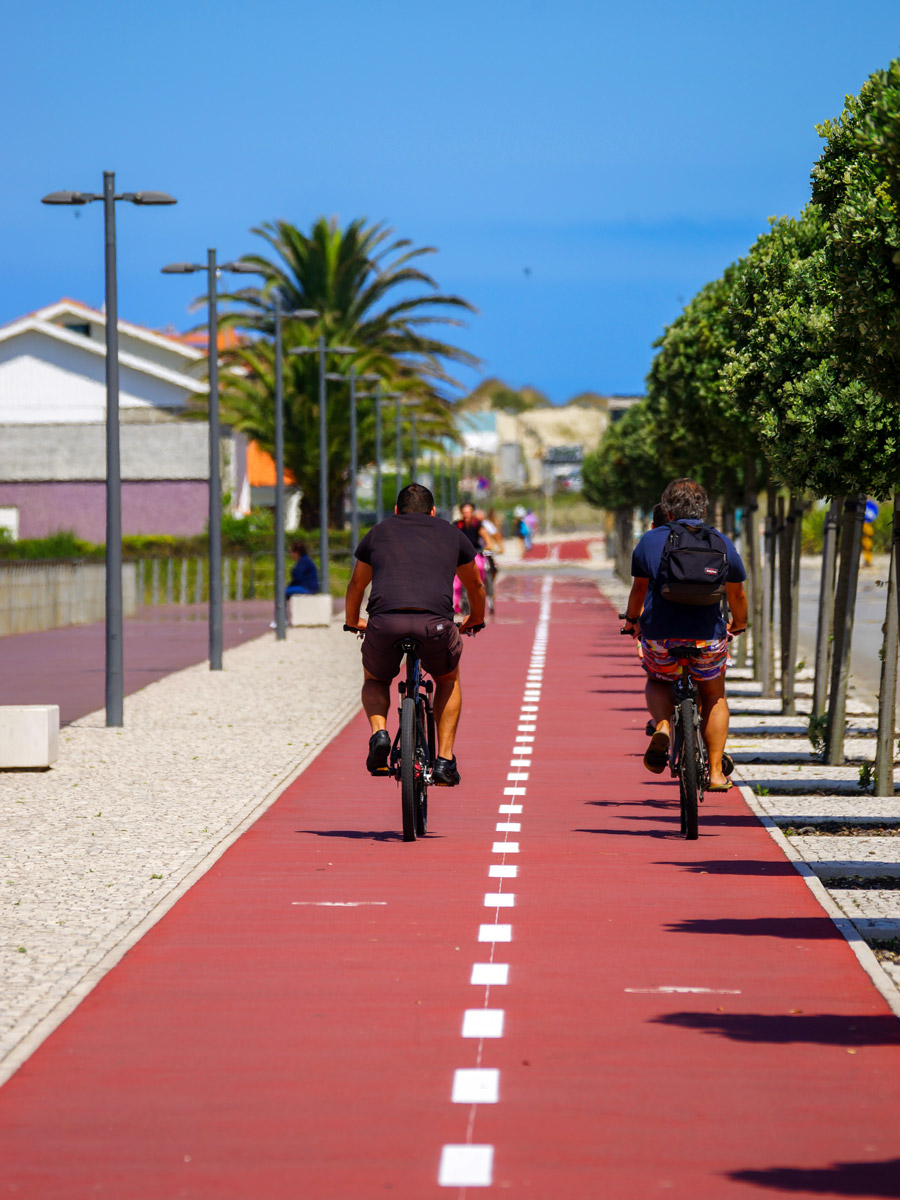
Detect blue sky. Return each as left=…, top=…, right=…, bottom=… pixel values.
left=4, top=0, right=899, bottom=401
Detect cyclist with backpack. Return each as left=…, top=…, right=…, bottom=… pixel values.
left=620, top=478, right=747, bottom=791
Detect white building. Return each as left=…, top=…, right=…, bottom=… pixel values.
left=0, top=299, right=216, bottom=542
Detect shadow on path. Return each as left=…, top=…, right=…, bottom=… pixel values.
left=726, top=1156, right=900, bottom=1195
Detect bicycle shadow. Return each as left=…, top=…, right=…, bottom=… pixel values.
left=652, top=1010, right=900, bottom=1047
left=298, top=828, right=445, bottom=842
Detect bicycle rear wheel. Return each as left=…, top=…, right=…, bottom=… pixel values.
left=678, top=698, right=700, bottom=841
left=415, top=699, right=429, bottom=837
left=400, top=696, right=418, bottom=842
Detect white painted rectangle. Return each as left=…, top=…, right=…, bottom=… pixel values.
left=498, top=804, right=523, bottom=814
left=517, top=724, right=537, bottom=732
left=452, top=1068, right=500, bottom=1104
left=495, top=822, right=521, bottom=833
left=510, top=758, right=531, bottom=767
left=515, top=735, right=534, bottom=742
left=503, top=787, right=526, bottom=796
left=439, top=1144, right=494, bottom=1187
left=471, top=962, right=510, bottom=985
left=492, top=842, right=519, bottom=853
left=484, top=892, right=515, bottom=906
left=506, top=772, right=529, bottom=782
left=520, top=704, right=539, bottom=712
left=462, top=1009, right=504, bottom=1038
left=489, top=864, right=517, bottom=877
left=478, top=924, right=512, bottom=941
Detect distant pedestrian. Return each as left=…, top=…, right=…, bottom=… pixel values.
left=286, top=540, right=319, bottom=596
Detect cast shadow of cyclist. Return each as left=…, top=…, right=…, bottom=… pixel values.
left=298, top=829, right=444, bottom=841
left=725, top=1157, right=900, bottom=1196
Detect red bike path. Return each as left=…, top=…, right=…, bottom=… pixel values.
left=1, top=572, right=899, bottom=1197
left=0, top=601, right=274, bottom=724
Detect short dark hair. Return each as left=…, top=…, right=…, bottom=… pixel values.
left=290, top=539, right=308, bottom=556
left=661, top=478, right=709, bottom=521
left=396, top=483, right=435, bottom=514
left=651, top=504, right=668, bottom=528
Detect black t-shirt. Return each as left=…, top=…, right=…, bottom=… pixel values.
left=456, top=519, right=484, bottom=551
left=355, top=513, right=476, bottom=617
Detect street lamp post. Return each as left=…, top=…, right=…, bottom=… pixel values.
left=291, top=340, right=355, bottom=593
left=43, top=173, right=176, bottom=727
left=272, top=301, right=318, bottom=640
left=162, top=253, right=258, bottom=669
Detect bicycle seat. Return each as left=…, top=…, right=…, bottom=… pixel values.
left=394, top=636, right=424, bottom=653
left=669, top=644, right=706, bottom=659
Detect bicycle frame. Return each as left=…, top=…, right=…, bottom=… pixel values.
left=389, top=640, right=435, bottom=782
left=669, top=660, right=707, bottom=777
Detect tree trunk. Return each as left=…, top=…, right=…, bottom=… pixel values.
left=874, top=493, right=900, bottom=796
left=760, top=486, right=778, bottom=697
left=825, top=495, right=865, bottom=765
left=743, top=459, right=762, bottom=681
left=780, top=494, right=802, bottom=715
left=812, top=497, right=842, bottom=720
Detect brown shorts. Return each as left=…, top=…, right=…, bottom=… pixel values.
left=362, top=611, right=462, bottom=681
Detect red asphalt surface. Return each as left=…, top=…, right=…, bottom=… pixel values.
left=2, top=568, right=900, bottom=1197
left=0, top=602, right=274, bottom=723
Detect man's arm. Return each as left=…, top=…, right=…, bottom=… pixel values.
left=344, top=560, right=373, bottom=628
left=457, top=559, right=486, bottom=630
left=622, top=576, right=649, bottom=636
left=725, top=582, right=748, bottom=634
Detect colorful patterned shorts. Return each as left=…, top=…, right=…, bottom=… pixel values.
left=640, top=638, right=728, bottom=682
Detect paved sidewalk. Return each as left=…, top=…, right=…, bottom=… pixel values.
left=1, top=571, right=898, bottom=1196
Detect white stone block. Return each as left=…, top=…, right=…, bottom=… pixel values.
left=0, top=706, right=59, bottom=769
left=288, top=593, right=332, bottom=627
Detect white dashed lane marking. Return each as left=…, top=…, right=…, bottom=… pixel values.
left=471, top=963, right=509, bottom=985
left=452, top=1069, right=500, bottom=1104
left=462, top=1010, right=505, bottom=1038
left=439, top=574, right=553, bottom=1191
left=439, top=1145, right=494, bottom=1187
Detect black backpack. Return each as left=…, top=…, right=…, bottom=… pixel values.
left=654, top=522, right=729, bottom=606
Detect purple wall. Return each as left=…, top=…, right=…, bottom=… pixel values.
left=0, top=481, right=208, bottom=542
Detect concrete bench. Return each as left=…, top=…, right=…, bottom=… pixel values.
left=288, top=593, right=333, bottom=627
left=0, top=705, right=59, bottom=769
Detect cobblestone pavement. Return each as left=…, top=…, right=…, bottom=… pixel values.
left=0, top=621, right=362, bottom=1082
left=594, top=558, right=900, bottom=1013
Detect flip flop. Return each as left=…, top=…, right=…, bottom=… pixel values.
left=706, top=779, right=734, bottom=792
left=722, top=753, right=734, bottom=777
left=643, top=730, right=670, bottom=775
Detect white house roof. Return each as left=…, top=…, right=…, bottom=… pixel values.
left=0, top=300, right=207, bottom=394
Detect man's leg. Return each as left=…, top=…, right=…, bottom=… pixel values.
left=433, top=667, right=461, bottom=760
left=645, top=677, right=675, bottom=740
left=696, top=673, right=729, bottom=787
left=362, top=669, right=391, bottom=733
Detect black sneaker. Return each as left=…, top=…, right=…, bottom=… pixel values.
left=366, top=730, right=391, bottom=775
left=432, top=756, right=461, bottom=787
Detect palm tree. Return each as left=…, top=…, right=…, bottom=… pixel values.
left=191, top=217, right=478, bottom=528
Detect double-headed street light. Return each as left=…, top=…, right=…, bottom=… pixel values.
left=290, top=339, right=355, bottom=592
left=162, top=252, right=259, bottom=670
left=326, top=369, right=379, bottom=548
left=42, top=173, right=176, bottom=727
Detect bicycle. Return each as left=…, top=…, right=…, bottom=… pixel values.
left=344, top=622, right=484, bottom=841
left=620, top=622, right=709, bottom=840
left=482, top=550, right=497, bottom=615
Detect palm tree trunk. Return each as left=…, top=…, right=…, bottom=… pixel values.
left=825, top=495, right=865, bottom=765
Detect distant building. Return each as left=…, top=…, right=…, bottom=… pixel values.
left=0, top=299, right=217, bottom=542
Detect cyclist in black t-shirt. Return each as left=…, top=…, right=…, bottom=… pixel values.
left=345, top=484, right=486, bottom=786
